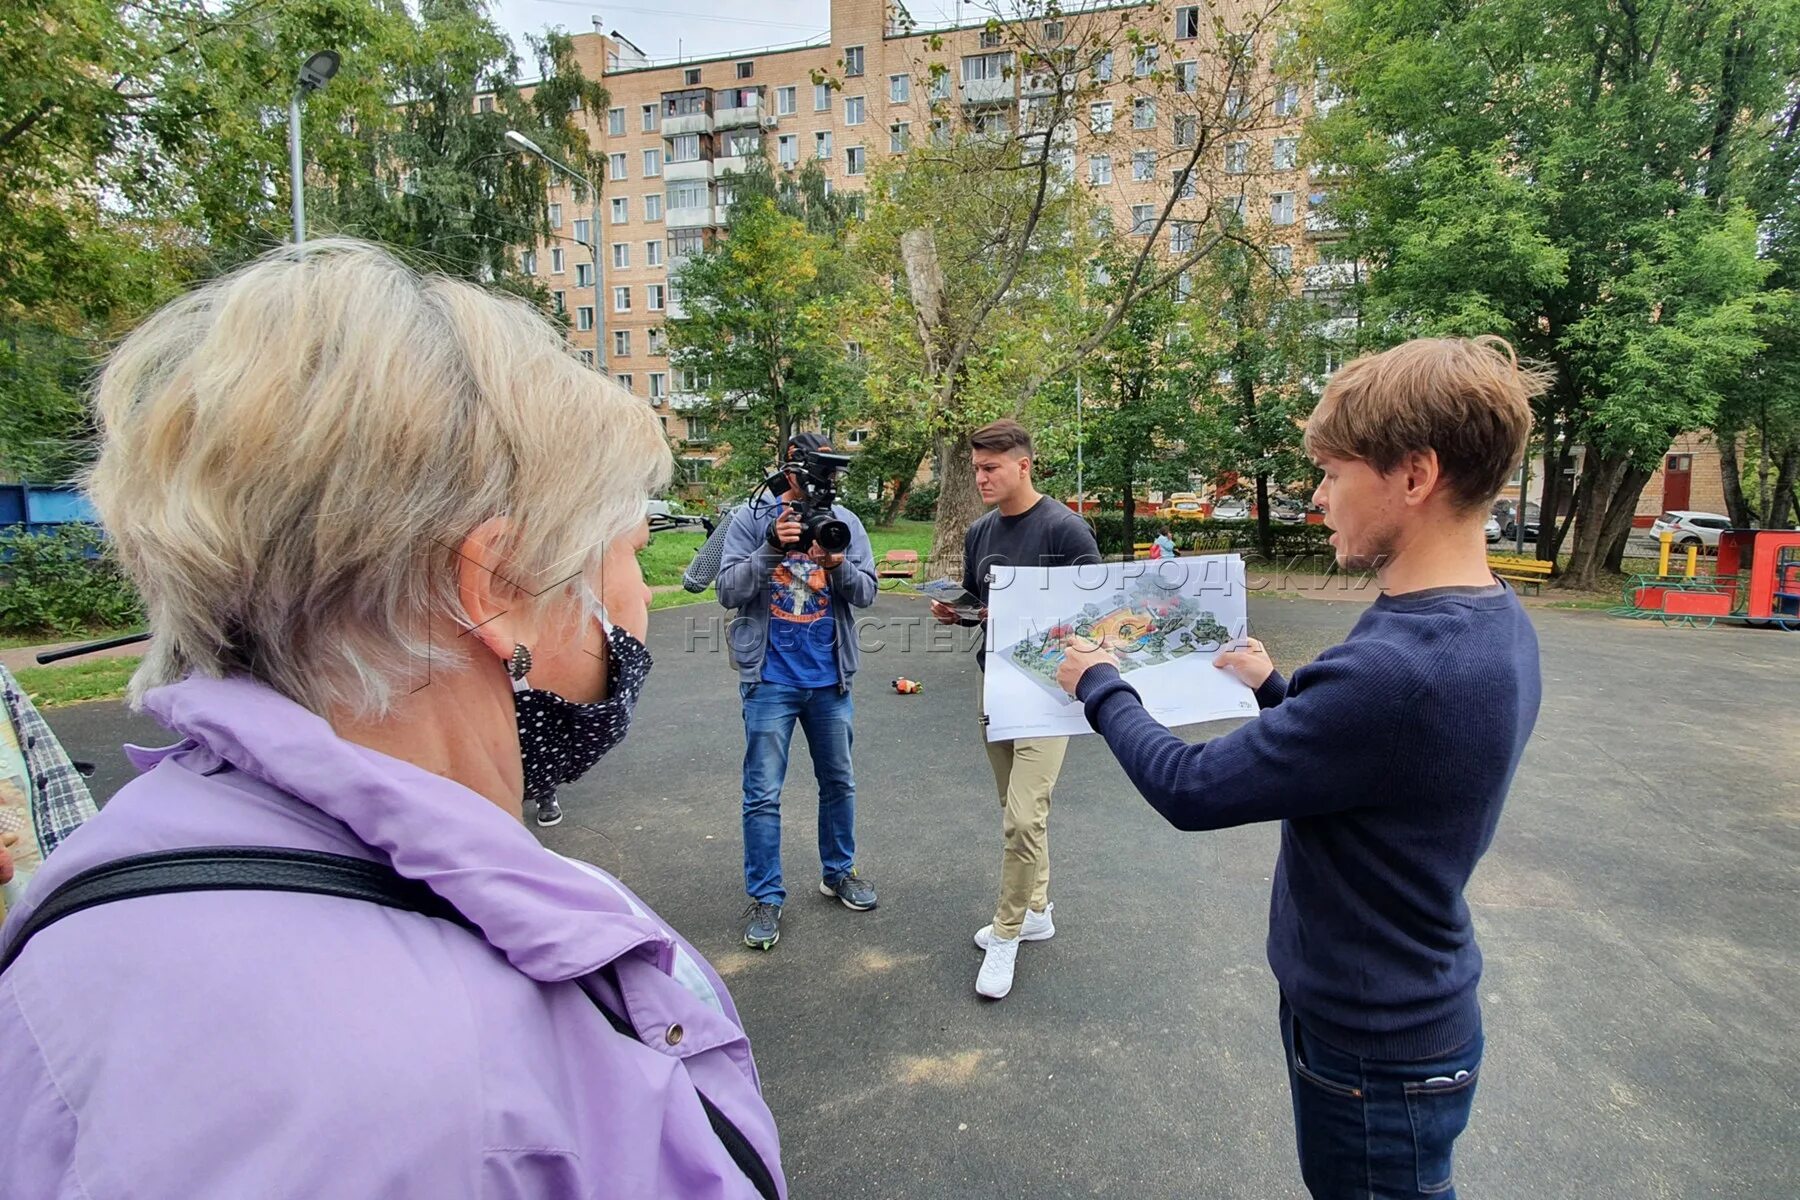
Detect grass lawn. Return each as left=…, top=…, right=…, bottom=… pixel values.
left=0, top=625, right=140, bottom=653
left=13, top=656, right=141, bottom=708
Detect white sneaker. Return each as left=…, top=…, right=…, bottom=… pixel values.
left=976, top=935, right=1021, bottom=999
left=973, top=903, right=1054, bottom=950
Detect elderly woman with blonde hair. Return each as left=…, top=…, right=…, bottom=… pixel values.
left=0, top=240, right=784, bottom=1199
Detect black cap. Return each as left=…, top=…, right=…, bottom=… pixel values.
left=786, top=431, right=831, bottom=461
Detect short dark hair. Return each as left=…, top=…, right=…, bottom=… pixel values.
left=968, top=418, right=1033, bottom=459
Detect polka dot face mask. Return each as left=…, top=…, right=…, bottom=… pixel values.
left=511, top=609, right=652, bottom=802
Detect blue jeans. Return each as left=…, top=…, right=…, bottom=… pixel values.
left=1281, top=997, right=1484, bottom=1199
left=740, top=682, right=856, bottom=905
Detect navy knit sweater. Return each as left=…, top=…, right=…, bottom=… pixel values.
left=1076, top=582, right=1542, bottom=1060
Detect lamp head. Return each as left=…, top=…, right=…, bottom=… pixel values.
left=297, top=50, right=340, bottom=92
left=504, top=130, right=546, bottom=156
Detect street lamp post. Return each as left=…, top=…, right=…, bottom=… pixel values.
left=289, top=51, right=340, bottom=244
left=506, top=130, right=605, bottom=371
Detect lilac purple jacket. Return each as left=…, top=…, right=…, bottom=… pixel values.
left=0, top=675, right=785, bottom=1199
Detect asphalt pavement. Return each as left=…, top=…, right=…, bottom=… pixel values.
left=40, top=591, right=1800, bottom=1199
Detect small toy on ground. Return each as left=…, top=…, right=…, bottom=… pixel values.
left=891, top=677, right=923, bottom=694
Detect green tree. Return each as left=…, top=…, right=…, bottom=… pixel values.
left=1305, top=0, right=1798, bottom=586
left=668, top=162, right=864, bottom=499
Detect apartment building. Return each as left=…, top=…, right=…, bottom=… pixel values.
left=517, top=0, right=1336, bottom=487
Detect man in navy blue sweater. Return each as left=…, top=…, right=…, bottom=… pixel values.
left=1057, top=337, right=1548, bottom=1200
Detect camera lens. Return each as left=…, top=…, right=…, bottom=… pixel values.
left=813, top=516, right=852, bottom=555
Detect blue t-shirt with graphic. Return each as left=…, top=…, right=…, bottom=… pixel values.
left=762, top=551, right=838, bottom=688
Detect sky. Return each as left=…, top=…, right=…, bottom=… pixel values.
left=489, top=0, right=974, bottom=65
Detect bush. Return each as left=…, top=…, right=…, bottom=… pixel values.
left=0, top=526, right=144, bottom=636
left=901, top=482, right=939, bottom=522
left=1085, top=514, right=1334, bottom=561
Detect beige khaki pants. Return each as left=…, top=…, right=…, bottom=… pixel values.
left=983, top=729, right=1068, bottom=940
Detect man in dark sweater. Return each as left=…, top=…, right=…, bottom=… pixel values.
left=931, top=419, right=1099, bottom=999
left=1056, top=337, right=1547, bottom=1199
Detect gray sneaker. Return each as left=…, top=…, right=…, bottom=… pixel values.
left=819, top=869, right=878, bottom=911
left=534, top=796, right=562, bottom=827
left=742, top=900, right=782, bottom=950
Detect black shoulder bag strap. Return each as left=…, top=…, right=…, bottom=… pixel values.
left=0, top=846, right=780, bottom=1200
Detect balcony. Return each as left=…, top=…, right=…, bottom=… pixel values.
left=663, top=158, right=713, bottom=183
left=713, top=154, right=752, bottom=176
left=661, top=111, right=713, bottom=137
left=1019, top=70, right=1077, bottom=97
left=669, top=392, right=706, bottom=412
left=961, top=75, right=1013, bottom=105
left=1304, top=211, right=1345, bottom=238
left=666, top=204, right=715, bottom=230
left=713, top=95, right=764, bottom=129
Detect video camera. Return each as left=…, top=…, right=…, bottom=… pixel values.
left=768, top=448, right=854, bottom=555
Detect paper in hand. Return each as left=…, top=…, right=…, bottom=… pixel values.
left=917, top=577, right=983, bottom=619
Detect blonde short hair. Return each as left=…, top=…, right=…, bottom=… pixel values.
left=1304, top=336, right=1549, bottom=511
left=88, top=239, right=671, bottom=718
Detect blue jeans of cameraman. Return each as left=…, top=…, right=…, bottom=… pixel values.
left=1281, top=996, right=1484, bottom=1198
left=740, top=682, right=856, bottom=905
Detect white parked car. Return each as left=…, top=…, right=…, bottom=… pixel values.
left=1484, top=516, right=1502, bottom=543
left=1212, top=500, right=1250, bottom=521
left=1649, top=510, right=1732, bottom=548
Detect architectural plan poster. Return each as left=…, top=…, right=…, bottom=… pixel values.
left=983, top=556, right=1256, bottom=742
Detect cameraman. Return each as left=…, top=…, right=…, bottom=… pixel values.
left=717, top=433, right=880, bottom=951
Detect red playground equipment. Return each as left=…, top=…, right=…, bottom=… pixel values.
left=1618, top=528, right=1800, bottom=630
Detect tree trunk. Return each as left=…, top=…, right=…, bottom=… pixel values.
left=1719, top=430, right=1756, bottom=526
left=1771, top=443, right=1800, bottom=530
left=1565, top=452, right=1653, bottom=587
left=1603, top=516, right=1635, bottom=573
left=1534, top=427, right=1562, bottom=561
left=929, top=431, right=984, bottom=581
left=1122, top=458, right=1137, bottom=555
left=1254, top=471, right=1272, bottom=557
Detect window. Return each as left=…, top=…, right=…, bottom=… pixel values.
left=1226, top=88, right=1250, bottom=120
left=685, top=420, right=710, bottom=443
left=684, top=67, right=701, bottom=85
left=845, top=96, right=865, bottom=125
left=669, top=133, right=701, bottom=162
left=1273, top=137, right=1299, bottom=171
left=889, top=123, right=909, bottom=153
left=1094, top=51, right=1113, bottom=82
left=1175, top=115, right=1197, bottom=147
left=580, top=349, right=595, bottom=366
left=931, top=116, right=951, bottom=145
left=609, top=152, right=627, bottom=181
left=778, top=134, right=799, bottom=166
left=551, top=247, right=566, bottom=273
left=648, top=284, right=666, bottom=310
left=1175, top=271, right=1193, bottom=300
left=1133, top=98, right=1156, bottom=129
left=645, top=193, right=663, bottom=221
left=1269, top=243, right=1293, bottom=271
left=608, top=107, right=626, bottom=135
left=611, top=197, right=629, bottom=223
left=815, top=130, right=833, bottom=160
left=478, top=95, right=493, bottom=113
left=979, top=28, right=1002, bottom=49
left=1225, top=193, right=1247, bottom=220
left=723, top=129, right=762, bottom=157
left=846, top=340, right=864, bottom=360
left=1175, top=61, right=1198, bottom=93
left=642, top=104, right=656, bottom=131
left=643, top=148, right=662, bottom=176
left=814, top=83, right=831, bottom=111
left=1134, top=47, right=1158, bottom=77
left=552, top=290, right=565, bottom=313
left=1044, top=19, right=1064, bottom=42
left=646, top=239, right=663, bottom=267
left=890, top=73, right=910, bottom=103
left=1225, top=141, right=1250, bottom=174
left=548, top=202, right=563, bottom=228
left=649, top=372, right=668, bottom=399
left=617, top=373, right=635, bottom=391
left=671, top=229, right=705, bottom=258
left=929, top=68, right=951, bottom=100
left=962, top=52, right=1010, bottom=82
left=520, top=250, right=537, bottom=275
left=668, top=180, right=706, bottom=209
left=736, top=60, right=754, bottom=80
left=648, top=327, right=668, bottom=354
left=576, top=305, right=594, bottom=331
left=1170, top=221, right=1196, bottom=253
left=1176, top=6, right=1201, bottom=39
left=1133, top=150, right=1156, bottom=181
left=567, top=218, right=588, bottom=247
left=1271, top=192, right=1296, bottom=225
left=844, top=45, right=865, bottom=76
left=613, top=286, right=632, bottom=312
left=846, top=146, right=866, bottom=175
left=575, top=262, right=593, bottom=287
left=1130, top=204, right=1156, bottom=235
left=715, top=179, right=736, bottom=211
left=776, top=86, right=797, bottom=115
left=612, top=243, right=629, bottom=269
left=1273, top=83, right=1300, bottom=118
left=614, top=330, right=631, bottom=357
left=1090, top=101, right=1114, bottom=133
left=1088, top=154, right=1113, bottom=185
left=678, top=367, right=709, bottom=393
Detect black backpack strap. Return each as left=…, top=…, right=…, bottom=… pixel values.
left=0, top=846, right=781, bottom=1200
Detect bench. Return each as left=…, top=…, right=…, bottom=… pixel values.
left=1133, top=542, right=1154, bottom=560
left=1487, top=554, right=1552, bottom=595
left=876, top=549, right=919, bottom=589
